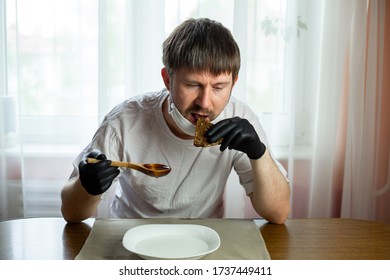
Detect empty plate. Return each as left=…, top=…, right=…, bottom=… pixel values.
left=122, top=224, right=220, bottom=260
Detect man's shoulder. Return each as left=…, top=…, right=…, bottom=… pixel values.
left=225, top=96, right=257, bottom=118
left=124, top=89, right=167, bottom=108
left=106, top=89, right=167, bottom=117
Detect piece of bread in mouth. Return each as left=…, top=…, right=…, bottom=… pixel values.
left=193, top=117, right=223, bottom=147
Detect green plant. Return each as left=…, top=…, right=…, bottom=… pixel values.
left=261, top=16, right=307, bottom=41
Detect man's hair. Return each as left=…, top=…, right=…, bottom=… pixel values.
left=162, top=18, right=240, bottom=81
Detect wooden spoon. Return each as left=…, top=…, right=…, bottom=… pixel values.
left=87, top=158, right=171, bottom=178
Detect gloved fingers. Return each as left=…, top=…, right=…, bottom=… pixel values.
left=206, top=118, right=232, bottom=133
left=98, top=169, right=120, bottom=187
left=220, top=126, right=243, bottom=151
left=205, top=118, right=230, bottom=141
left=86, top=149, right=107, bottom=160
left=96, top=153, right=107, bottom=160
left=82, top=159, right=112, bottom=174
left=78, top=153, right=119, bottom=195
left=96, top=166, right=120, bottom=179
left=207, top=120, right=238, bottom=143
left=81, top=166, right=119, bottom=194
left=226, top=131, right=247, bottom=151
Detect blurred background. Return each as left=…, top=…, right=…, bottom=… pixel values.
left=1, top=0, right=389, bottom=223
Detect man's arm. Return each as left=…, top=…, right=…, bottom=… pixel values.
left=61, top=177, right=101, bottom=223
left=249, top=150, right=290, bottom=224
left=61, top=150, right=119, bottom=223
left=206, top=117, right=290, bottom=224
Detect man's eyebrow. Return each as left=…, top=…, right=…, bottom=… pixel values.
left=181, top=77, right=231, bottom=85
left=184, top=79, right=201, bottom=84
left=214, top=81, right=231, bottom=85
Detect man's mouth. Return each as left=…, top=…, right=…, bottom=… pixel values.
left=191, top=113, right=209, bottom=123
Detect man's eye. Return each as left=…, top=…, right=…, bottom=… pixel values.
left=214, top=86, right=224, bottom=91
left=187, top=84, right=199, bottom=88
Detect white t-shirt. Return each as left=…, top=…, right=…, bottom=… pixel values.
left=69, top=89, right=287, bottom=218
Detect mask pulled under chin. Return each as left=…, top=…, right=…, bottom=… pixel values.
left=168, top=95, right=196, bottom=136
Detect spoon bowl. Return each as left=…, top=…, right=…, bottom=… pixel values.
left=87, top=158, right=171, bottom=178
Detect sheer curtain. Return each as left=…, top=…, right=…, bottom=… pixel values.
left=340, top=0, right=389, bottom=222
left=293, top=0, right=389, bottom=223
left=278, top=0, right=389, bottom=223
left=1, top=0, right=389, bottom=223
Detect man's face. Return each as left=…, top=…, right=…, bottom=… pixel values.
left=162, top=68, right=237, bottom=125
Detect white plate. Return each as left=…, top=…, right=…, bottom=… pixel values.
left=122, top=224, right=220, bottom=260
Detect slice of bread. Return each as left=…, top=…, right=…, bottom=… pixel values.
left=193, top=117, right=223, bottom=147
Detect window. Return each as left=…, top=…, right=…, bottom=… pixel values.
left=1, top=0, right=304, bottom=219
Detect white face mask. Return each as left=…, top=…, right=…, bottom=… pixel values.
left=167, top=94, right=225, bottom=137
left=168, top=95, right=196, bottom=136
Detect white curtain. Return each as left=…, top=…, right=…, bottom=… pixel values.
left=285, top=0, right=390, bottom=223
left=1, top=0, right=389, bottom=223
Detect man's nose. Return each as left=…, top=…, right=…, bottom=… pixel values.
left=195, top=87, right=211, bottom=109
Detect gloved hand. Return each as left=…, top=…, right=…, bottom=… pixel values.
left=78, top=150, right=120, bottom=195
left=205, top=117, right=266, bottom=160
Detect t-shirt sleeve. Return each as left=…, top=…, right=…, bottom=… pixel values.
left=68, top=117, right=123, bottom=181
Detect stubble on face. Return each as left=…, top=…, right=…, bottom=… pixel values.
left=169, top=70, right=235, bottom=125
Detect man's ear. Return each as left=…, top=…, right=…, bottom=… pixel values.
left=232, top=75, right=239, bottom=87
left=161, top=68, right=171, bottom=91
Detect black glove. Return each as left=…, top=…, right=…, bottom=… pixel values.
left=205, top=117, right=266, bottom=160
left=78, top=150, right=120, bottom=195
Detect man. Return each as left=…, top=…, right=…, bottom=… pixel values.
left=61, top=18, right=290, bottom=224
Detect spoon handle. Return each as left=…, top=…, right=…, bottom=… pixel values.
left=86, top=158, right=134, bottom=168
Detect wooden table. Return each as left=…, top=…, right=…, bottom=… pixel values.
left=257, top=218, right=390, bottom=260
left=0, top=217, right=94, bottom=260
left=1, top=217, right=389, bottom=260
